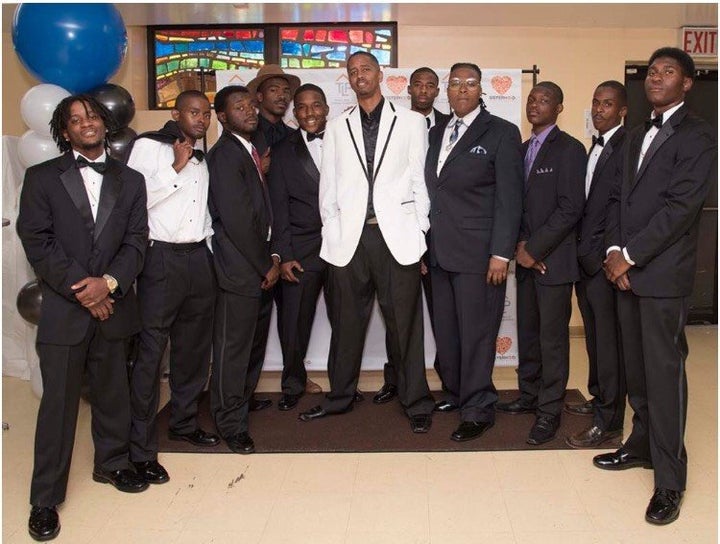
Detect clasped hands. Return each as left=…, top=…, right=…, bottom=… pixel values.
left=71, top=277, right=114, bottom=321
left=603, top=250, right=631, bottom=291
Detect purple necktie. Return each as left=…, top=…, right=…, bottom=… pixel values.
left=524, top=136, right=540, bottom=182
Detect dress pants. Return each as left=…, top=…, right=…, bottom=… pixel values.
left=616, top=291, right=689, bottom=492
left=516, top=270, right=573, bottom=418
left=31, top=323, right=132, bottom=507
left=575, top=271, right=625, bottom=431
left=130, top=243, right=216, bottom=462
left=322, top=224, right=434, bottom=417
left=278, top=266, right=329, bottom=396
left=210, top=288, right=273, bottom=438
left=431, top=265, right=505, bottom=422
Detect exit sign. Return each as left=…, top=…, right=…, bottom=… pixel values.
left=682, top=27, right=718, bottom=57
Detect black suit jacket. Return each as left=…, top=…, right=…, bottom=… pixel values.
left=578, top=126, right=627, bottom=276
left=207, top=130, right=274, bottom=297
left=606, top=106, right=717, bottom=297
left=16, top=152, right=148, bottom=345
left=519, top=126, right=586, bottom=285
left=425, top=109, right=524, bottom=273
left=432, top=108, right=451, bottom=129
left=268, top=129, right=325, bottom=272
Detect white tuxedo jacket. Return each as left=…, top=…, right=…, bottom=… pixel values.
left=319, top=99, right=430, bottom=267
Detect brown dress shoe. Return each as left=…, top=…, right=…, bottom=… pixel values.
left=305, top=378, right=323, bottom=394
left=566, top=425, right=622, bottom=448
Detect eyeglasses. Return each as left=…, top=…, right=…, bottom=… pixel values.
left=448, top=79, right=481, bottom=90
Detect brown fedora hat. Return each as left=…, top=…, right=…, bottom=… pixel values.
left=247, top=64, right=301, bottom=96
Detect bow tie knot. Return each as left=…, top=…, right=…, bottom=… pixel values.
left=192, top=149, right=205, bottom=162
left=76, top=156, right=107, bottom=174
left=307, top=131, right=324, bottom=142
left=592, top=135, right=605, bottom=147
left=645, top=114, right=663, bottom=132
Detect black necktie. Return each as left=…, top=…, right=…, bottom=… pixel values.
left=592, top=135, right=604, bottom=147
left=76, top=156, right=107, bottom=174
left=426, top=117, right=431, bottom=130
left=192, top=149, right=205, bottom=162
left=307, top=131, right=324, bottom=142
left=645, top=114, right=663, bottom=132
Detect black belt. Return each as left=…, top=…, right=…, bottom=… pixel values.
left=149, top=240, right=205, bottom=251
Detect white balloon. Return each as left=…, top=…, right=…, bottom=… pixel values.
left=20, top=83, right=70, bottom=137
left=18, top=130, right=61, bottom=169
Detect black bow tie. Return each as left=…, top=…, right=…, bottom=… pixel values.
left=645, top=114, right=663, bottom=131
left=307, top=131, right=324, bottom=142
left=592, top=135, right=605, bottom=147
left=192, top=149, right=205, bottom=162
left=76, top=155, right=107, bottom=174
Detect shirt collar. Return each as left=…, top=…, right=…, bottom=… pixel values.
left=360, top=97, right=385, bottom=121
left=652, top=101, right=684, bottom=125
left=73, top=150, right=107, bottom=163
left=531, top=124, right=556, bottom=145
left=448, top=105, right=482, bottom=129
left=599, top=124, right=622, bottom=142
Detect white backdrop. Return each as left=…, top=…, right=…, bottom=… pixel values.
left=216, top=67, right=523, bottom=371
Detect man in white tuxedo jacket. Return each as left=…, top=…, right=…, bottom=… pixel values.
left=299, top=51, right=435, bottom=433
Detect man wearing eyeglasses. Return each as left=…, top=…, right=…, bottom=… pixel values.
left=299, top=51, right=435, bottom=433
left=425, top=62, right=524, bottom=441
left=496, top=82, right=586, bottom=446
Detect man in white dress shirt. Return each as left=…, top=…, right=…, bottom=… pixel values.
left=127, top=91, right=220, bottom=482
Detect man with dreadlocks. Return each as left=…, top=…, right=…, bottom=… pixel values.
left=126, top=90, right=220, bottom=485
left=424, top=62, right=524, bottom=442
left=17, top=95, right=149, bottom=541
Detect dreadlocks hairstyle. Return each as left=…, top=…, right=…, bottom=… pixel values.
left=49, top=94, right=117, bottom=153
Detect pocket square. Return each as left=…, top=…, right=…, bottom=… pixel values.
left=469, top=145, right=487, bottom=155
left=535, top=167, right=553, bottom=174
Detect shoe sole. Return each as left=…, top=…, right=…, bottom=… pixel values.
left=593, top=460, right=653, bottom=471
left=563, top=406, right=594, bottom=416
left=29, top=525, right=61, bottom=542
left=496, top=407, right=536, bottom=415
left=167, top=434, right=220, bottom=447
left=645, top=511, right=680, bottom=525
left=451, top=424, right=494, bottom=442
left=565, top=431, right=623, bottom=449
left=527, top=434, right=557, bottom=445
left=92, top=473, right=149, bottom=493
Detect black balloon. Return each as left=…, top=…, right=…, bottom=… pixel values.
left=91, top=83, right=135, bottom=128
left=107, top=126, right=137, bottom=163
left=17, top=280, right=42, bottom=326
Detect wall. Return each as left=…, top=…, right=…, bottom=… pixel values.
left=0, top=20, right=696, bottom=327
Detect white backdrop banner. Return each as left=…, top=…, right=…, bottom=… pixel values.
left=214, top=67, right=523, bottom=370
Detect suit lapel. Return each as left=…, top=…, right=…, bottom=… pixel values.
left=426, top=121, right=447, bottom=186
left=292, top=130, right=320, bottom=183
left=58, top=153, right=95, bottom=235
left=441, top=110, right=491, bottom=175
left=373, top=100, right=397, bottom=180
left=345, top=106, right=369, bottom=181
left=94, top=158, right=123, bottom=242
left=587, top=127, right=624, bottom=200
left=634, top=107, right=686, bottom=187
left=525, top=126, right=558, bottom=195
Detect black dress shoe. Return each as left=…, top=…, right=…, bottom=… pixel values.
left=299, top=405, right=328, bottom=422
left=496, top=397, right=536, bottom=415
left=566, top=425, right=622, bottom=449
left=451, top=420, right=494, bottom=442
left=354, top=390, right=365, bottom=402
left=168, top=428, right=221, bottom=447
left=28, top=506, right=60, bottom=541
left=564, top=400, right=594, bottom=416
left=645, top=488, right=683, bottom=525
left=249, top=397, right=273, bottom=411
left=527, top=415, right=560, bottom=445
left=593, top=449, right=653, bottom=471
left=278, top=393, right=302, bottom=411
left=373, top=383, right=398, bottom=404
left=226, top=432, right=255, bottom=454
left=133, top=460, right=170, bottom=484
left=433, top=400, right=459, bottom=413
left=410, top=414, right=432, bottom=433
left=92, top=468, right=149, bottom=493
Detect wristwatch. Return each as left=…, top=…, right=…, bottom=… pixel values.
left=103, top=274, right=118, bottom=294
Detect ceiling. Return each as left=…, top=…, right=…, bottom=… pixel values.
left=2, top=3, right=718, bottom=31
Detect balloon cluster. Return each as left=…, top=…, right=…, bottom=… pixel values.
left=12, top=4, right=136, bottom=167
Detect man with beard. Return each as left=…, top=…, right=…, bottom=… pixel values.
left=126, top=90, right=220, bottom=484
left=18, top=95, right=149, bottom=541
left=207, top=85, right=280, bottom=453
left=268, top=84, right=333, bottom=410
left=299, top=51, right=435, bottom=433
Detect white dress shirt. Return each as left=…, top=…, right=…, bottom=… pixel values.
left=127, top=138, right=212, bottom=244
left=437, top=105, right=482, bottom=175
left=586, top=124, right=622, bottom=198
left=73, top=150, right=106, bottom=221
left=301, top=129, right=323, bottom=170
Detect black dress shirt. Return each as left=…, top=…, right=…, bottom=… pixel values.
left=361, top=97, right=384, bottom=221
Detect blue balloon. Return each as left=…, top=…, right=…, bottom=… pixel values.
left=12, top=4, right=127, bottom=93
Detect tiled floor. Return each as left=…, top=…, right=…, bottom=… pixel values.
left=2, top=326, right=717, bottom=543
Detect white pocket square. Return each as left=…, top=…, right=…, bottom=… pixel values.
left=469, top=145, right=487, bottom=155
left=535, top=167, right=553, bottom=174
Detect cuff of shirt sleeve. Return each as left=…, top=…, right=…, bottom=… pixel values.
left=271, top=253, right=281, bottom=263
left=606, top=245, right=621, bottom=256
left=492, top=255, right=510, bottom=263
left=622, top=247, right=635, bottom=266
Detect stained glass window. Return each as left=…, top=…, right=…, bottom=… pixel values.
left=279, top=25, right=396, bottom=69
left=150, top=27, right=265, bottom=109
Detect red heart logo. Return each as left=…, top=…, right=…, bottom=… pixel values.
left=385, top=75, right=408, bottom=95
left=491, top=75, right=512, bottom=96
left=496, top=336, right=512, bottom=355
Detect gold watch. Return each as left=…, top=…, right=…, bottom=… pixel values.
left=103, top=274, right=118, bottom=294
